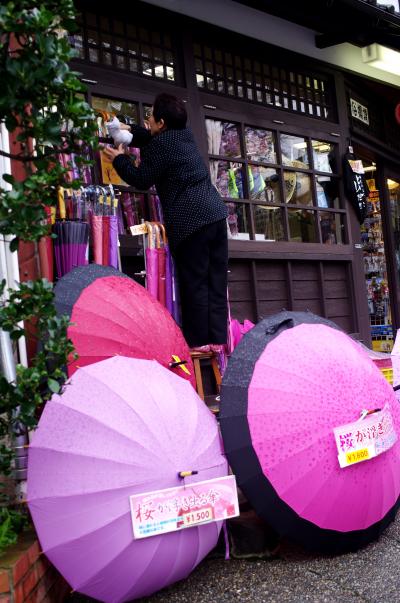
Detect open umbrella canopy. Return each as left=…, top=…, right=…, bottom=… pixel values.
left=220, top=320, right=400, bottom=553
left=54, top=264, right=195, bottom=387
left=28, top=357, right=228, bottom=602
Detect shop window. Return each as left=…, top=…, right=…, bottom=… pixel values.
left=92, top=96, right=139, bottom=136
left=288, top=209, right=317, bottom=243
left=206, top=117, right=345, bottom=244
left=195, top=42, right=335, bottom=120
left=71, top=11, right=178, bottom=84
left=319, top=212, right=344, bottom=245
left=254, top=206, right=285, bottom=241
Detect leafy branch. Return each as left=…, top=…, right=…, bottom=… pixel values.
left=0, top=0, right=97, bottom=481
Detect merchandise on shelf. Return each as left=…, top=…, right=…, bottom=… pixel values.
left=361, top=177, right=393, bottom=352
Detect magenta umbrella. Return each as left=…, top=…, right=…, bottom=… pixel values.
left=221, top=321, right=400, bottom=553
left=28, top=357, right=228, bottom=602
left=145, top=223, right=158, bottom=301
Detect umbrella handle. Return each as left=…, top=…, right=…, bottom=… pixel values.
left=265, top=318, right=294, bottom=336
left=145, top=222, right=154, bottom=249
left=152, top=223, right=161, bottom=249
left=169, top=359, right=187, bottom=368
left=178, top=471, right=198, bottom=478
left=157, top=222, right=168, bottom=246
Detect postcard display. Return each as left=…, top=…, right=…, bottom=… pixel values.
left=361, top=178, right=393, bottom=352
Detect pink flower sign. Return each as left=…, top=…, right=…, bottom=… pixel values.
left=130, top=475, right=239, bottom=539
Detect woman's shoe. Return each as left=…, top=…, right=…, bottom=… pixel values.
left=190, top=345, right=211, bottom=353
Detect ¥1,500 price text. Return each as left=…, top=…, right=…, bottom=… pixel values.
left=183, top=508, right=213, bottom=526
left=345, top=448, right=370, bottom=465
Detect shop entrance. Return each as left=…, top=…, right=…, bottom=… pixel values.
left=356, top=144, right=400, bottom=351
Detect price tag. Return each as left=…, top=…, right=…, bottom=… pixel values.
left=130, top=223, right=149, bottom=236
left=183, top=508, right=214, bottom=527
left=345, top=448, right=370, bottom=466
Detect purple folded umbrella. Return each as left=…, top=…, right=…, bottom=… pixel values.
left=27, top=357, right=227, bottom=602
left=108, top=215, right=118, bottom=269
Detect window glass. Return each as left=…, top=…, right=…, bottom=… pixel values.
left=248, top=166, right=281, bottom=203
left=320, top=212, right=344, bottom=244
left=253, top=206, right=285, bottom=241
left=226, top=203, right=250, bottom=239
left=284, top=171, right=312, bottom=205
left=245, top=127, right=276, bottom=163
left=288, top=209, right=316, bottom=242
left=92, top=96, right=139, bottom=136
left=280, top=134, right=309, bottom=166
left=315, top=176, right=340, bottom=208
left=206, top=119, right=242, bottom=158
left=210, top=161, right=244, bottom=199
left=312, top=140, right=333, bottom=173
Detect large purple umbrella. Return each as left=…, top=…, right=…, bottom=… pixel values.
left=27, top=357, right=227, bottom=602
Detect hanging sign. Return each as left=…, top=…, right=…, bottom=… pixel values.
left=129, top=475, right=239, bottom=539
left=350, top=98, right=369, bottom=125
left=343, top=152, right=369, bottom=223
left=333, top=404, right=397, bottom=468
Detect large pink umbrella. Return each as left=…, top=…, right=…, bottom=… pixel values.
left=28, top=357, right=228, bottom=602
left=54, top=265, right=195, bottom=388
left=221, top=320, right=400, bottom=552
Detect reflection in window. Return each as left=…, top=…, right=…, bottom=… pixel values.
left=288, top=209, right=316, bottom=242
left=312, top=140, right=333, bottom=173
left=92, top=96, right=139, bottom=137
left=206, top=119, right=241, bottom=158
left=316, top=176, right=339, bottom=208
left=253, top=206, right=284, bottom=241
left=248, top=166, right=280, bottom=202
left=226, top=203, right=250, bottom=239
left=210, top=161, right=244, bottom=199
left=284, top=171, right=312, bottom=205
left=320, top=212, right=344, bottom=244
left=280, top=134, right=309, bottom=166
left=245, top=127, right=276, bottom=163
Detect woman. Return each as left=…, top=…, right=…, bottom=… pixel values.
left=103, top=93, right=228, bottom=352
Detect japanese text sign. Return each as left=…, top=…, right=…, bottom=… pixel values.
left=129, top=475, right=239, bottom=539
left=333, top=404, right=397, bottom=468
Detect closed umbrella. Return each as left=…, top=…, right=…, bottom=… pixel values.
left=38, top=207, right=54, bottom=281
left=54, top=264, right=195, bottom=387
left=156, top=224, right=167, bottom=308
left=220, top=318, right=400, bottom=553
left=53, top=221, right=89, bottom=278
left=91, top=214, right=103, bottom=265
left=108, top=214, right=119, bottom=269
left=145, top=222, right=158, bottom=301
left=28, top=356, right=228, bottom=602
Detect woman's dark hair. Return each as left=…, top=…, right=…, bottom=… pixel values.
left=152, top=93, right=187, bottom=129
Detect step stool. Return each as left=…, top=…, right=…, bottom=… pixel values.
left=190, top=350, right=222, bottom=405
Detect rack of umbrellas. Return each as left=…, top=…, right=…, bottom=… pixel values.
left=27, top=264, right=400, bottom=603
left=38, top=185, right=121, bottom=282
left=38, top=186, right=180, bottom=321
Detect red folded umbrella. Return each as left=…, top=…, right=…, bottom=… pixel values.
left=38, top=207, right=54, bottom=281
left=54, top=264, right=195, bottom=388
left=90, top=215, right=103, bottom=265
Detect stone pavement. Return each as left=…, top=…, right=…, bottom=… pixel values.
left=69, top=511, right=400, bottom=603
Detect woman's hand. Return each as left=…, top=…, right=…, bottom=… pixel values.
left=102, top=144, right=125, bottom=161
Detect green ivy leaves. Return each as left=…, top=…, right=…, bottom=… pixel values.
left=0, top=0, right=97, bottom=479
